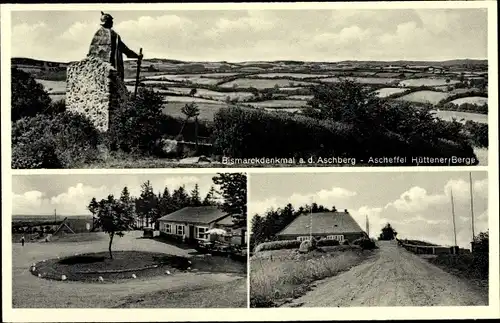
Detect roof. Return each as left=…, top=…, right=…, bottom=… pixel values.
left=277, top=211, right=364, bottom=236
left=215, top=215, right=237, bottom=226
left=157, top=206, right=228, bottom=225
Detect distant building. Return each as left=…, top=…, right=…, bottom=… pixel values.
left=276, top=210, right=366, bottom=242
left=158, top=206, right=245, bottom=245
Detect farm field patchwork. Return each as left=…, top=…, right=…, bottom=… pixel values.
left=252, top=73, right=332, bottom=79
left=264, top=108, right=302, bottom=113
left=162, top=87, right=254, bottom=101
left=219, top=78, right=316, bottom=89
left=287, top=95, right=314, bottom=100
left=164, top=95, right=220, bottom=104
left=319, top=77, right=399, bottom=85
left=398, top=78, right=460, bottom=87
left=396, top=90, right=450, bottom=104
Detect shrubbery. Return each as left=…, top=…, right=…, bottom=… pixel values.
left=12, top=111, right=101, bottom=168
left=317, top=239, right=340, bottom=247
left=353, top=238, right=378, bottom=250
left=11, top=68, right=52, bottom=121
left=254, top=240, right=301, bottom=252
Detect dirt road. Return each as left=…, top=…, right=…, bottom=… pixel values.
left=284, top=240, right=487, bottom=307
left=11, top=231, right=245, bottom=308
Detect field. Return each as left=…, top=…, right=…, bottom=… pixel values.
left=450, top=96, right=488, bottom=105
left=253, top=73, right=331, bottom=79
left=399, top=78, right=460, bottom=87
left=35, top=79, right=66, bottom=94
left=162, top=102, right=231, bottom=121
left=396, top=90, right=450, bottom=104
left=375, top=87, right=407, bottom=98
left=432, top=110, right=488, bottom=124
left=246, top=99, right=306, bottom=108
left=12, top=230, right=247, bottom=308
left=319, top=77, right=399, bottom=85
left=219, top=78, right=315, bottom=89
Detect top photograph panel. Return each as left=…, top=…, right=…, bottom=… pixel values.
left=9, top=7, right=489, bottom=168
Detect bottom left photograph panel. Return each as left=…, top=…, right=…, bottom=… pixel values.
left=10, top=172, right=248, bottom=308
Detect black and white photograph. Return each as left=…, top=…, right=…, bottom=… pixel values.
left=8, top=7, right=489, bottom=168
left=10, top=172, right=248, bottom=308
left=249, top=171, right=489, bottom=308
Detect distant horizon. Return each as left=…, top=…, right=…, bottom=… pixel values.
left=11, top=55, right=489, bottom=65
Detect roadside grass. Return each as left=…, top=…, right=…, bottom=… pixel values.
left=250, top=246, right=374, bottom=307
left=116, top=277, right=247, bottom=308
left=426, top=252, right=488, bottom=281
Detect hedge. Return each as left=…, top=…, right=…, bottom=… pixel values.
left=353, top=238, right=378, bottom=250
left=254, top=240, right=301, bottom=252
left=212, top=107, right=478, bottom=164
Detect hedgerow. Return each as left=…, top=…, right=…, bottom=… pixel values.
left=254, top=240, right=301, bottom=252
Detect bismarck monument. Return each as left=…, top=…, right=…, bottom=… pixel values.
left=66, top=12, right=143, bottom=132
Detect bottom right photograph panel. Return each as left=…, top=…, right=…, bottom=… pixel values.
left=249, top=171, right=489, bottom=308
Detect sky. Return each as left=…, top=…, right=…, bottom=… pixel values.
left=249, top=171, right=489, bottom=249
left=12, top=173, right=222, bottom=217
left=10, top=8, right=488, bottom=62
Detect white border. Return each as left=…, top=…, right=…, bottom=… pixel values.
left=2, top=1, right=499, bottom=322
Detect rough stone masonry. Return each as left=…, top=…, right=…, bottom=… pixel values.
left=66, top=56, right=128, bottom=132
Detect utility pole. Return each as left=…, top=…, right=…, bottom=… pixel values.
left=450, top=188, right=458, bottom=250
left=366, top=215, right=369, bottom=238
left=469, top=172, right=475, bottom=243
left=309, top=200, right=313, bottom=242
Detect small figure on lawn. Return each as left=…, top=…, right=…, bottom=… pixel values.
left=20, top=235, right=25, bottom=247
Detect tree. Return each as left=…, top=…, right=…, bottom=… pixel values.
left=94, top=195, right=135, bottom=259
left=119, top=186, right=135, bottom=223
left=177, top=102, right=200, bottom=138
left=379, top=223, right=397, bottom=240
left=190, top=184, right=202, bottom=206
left=202, top=185, right=218, bottom=206
left=172, top=185, right=190, bottom=209
left=87, top=197, right=99, bottom=230
left=212, top=173, right=247, bottom=227
left=473, top=230, right=489, bottom=253
left=189, top=88, right=197, bottom=96
left=158, top=186, right=174, bottom=216
left=11, top=68, right=52, bottom=121
left=135, top=180, right=159, bottom=228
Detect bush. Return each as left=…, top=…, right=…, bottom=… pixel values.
left=108, top=88, right=164, bottom=155
left=12, top=111, right=101, bottom=169
left=342, top=239, right=350, bottom=245
left=11, top=68, right=52, bottom=121
left=317, top=239, right=340, bottom=247
left=254, top=240, right=301, bottom=252
left=353, top=238, right=377, bottom=250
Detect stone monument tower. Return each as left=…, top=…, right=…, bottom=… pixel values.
left=66, top=12, right=142, bottom=132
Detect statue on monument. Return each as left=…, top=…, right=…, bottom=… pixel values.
left=87, top=12, right=143, bottom=80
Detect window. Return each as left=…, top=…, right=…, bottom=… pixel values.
left=176, top=225, right=185, bottom=236
left=296, top=236, right=310, bottom=242
left=326, top=235, right=344, bottom=241
left=163, top=223, right=172, bottom=234
left=196, top=226, right=208, bottom=239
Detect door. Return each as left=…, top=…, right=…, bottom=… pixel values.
left=189, top=224, right=195, bottom=240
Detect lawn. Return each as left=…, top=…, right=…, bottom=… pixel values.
left=219, top=78, right=315, bottom=89
left=250, top=246, right=374, bottom=307
left=396, top=90, right=450, bottom=104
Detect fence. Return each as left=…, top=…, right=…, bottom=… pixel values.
left=396, top=238, right=459, bottom=255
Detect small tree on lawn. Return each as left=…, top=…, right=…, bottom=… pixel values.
left=94, top=195, right=135, bottom=259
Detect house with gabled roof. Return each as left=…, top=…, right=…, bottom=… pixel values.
left=276, top=210, right=366, bottom=242
left=157, top=206, right=246, bottom=245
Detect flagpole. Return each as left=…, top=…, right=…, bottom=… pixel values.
left=450, top=188, right=458, bottom=249
left=469, top=172, right=475, bottom=243
left=309, top=198, right=313, bottom=242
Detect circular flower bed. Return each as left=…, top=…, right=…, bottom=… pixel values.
left=30, top=251, right=192, bottom=282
